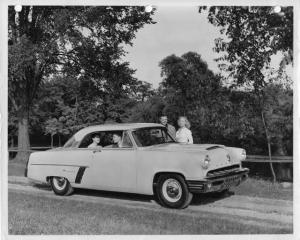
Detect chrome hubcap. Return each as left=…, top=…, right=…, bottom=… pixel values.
left=162, top=178, right=182, bottom=202
left=53, top=177, right=67, bottom=190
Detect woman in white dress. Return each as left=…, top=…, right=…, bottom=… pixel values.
left=175, top=116, right=193, bottom=144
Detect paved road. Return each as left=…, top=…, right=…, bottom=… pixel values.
left=8, top=176, right=293, bottom=231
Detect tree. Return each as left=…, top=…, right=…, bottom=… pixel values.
left=128, top=95, right=165, bottom=123
left=261, top=83, right=293, bottom=155
left=159, top=52, right=226, bottom=142
left=131, top=80, right=155, bottom=102
left=199, top=6, right=293, bottom=181
left=199, top=6, right=293, bottom=88
left=8, top=6, right=154, bottom=161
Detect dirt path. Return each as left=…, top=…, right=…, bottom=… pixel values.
left=8, top=176, right=293, bottom=231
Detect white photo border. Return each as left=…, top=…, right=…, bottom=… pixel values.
left=1, top=0, right=299, bottom=239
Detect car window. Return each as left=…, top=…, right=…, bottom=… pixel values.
left=132, top=127, right=175, bottom=147
left=63, top=136, right=80, bottom=148
left=79, top=132, right=96, bottom=148
left=79, top=130, right=133, bottom=149
left=122, top=131, right=133, bottom=148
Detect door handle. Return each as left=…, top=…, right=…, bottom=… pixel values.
left=93, top=150, right=101, bottom=153
left=92, top=147, right=102, bottom=153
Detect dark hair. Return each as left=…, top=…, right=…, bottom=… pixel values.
left=92, top=134, right=100, bottom=139
left=113, top=132, right=122, bottom=137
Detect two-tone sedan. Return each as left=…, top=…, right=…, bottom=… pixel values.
left=26, top=123, right=249, bottom=208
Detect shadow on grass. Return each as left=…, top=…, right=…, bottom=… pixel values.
left=191, top=190, right=235, bottom=205
left=33, top=183, right=52, bottom=191
left=75, top=188, right=154, bottom=203
left=30, top=182, right=231, bottom=207
left=73, top=188, right=234, bottom=206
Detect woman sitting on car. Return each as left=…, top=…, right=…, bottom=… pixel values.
left=175, top=116, right=193, bottom=144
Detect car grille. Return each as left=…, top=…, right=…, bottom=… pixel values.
left=206, top=164, right=240, bottom=178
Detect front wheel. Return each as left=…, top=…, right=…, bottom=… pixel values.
left=50, top=177, right=74, bottom=196
left=156, top=174, right=193, bottom=209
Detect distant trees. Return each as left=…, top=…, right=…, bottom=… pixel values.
left=8, top=6, right=154, bottom=161
left=8, top=5, right=293, bottom=168
left=199, top=6, right=293, bottom=87
left=158, top=52, right=224, bottom=142
left=199, top=6, right=293, bottom=181
left=129, top=51, right=292, bottom=157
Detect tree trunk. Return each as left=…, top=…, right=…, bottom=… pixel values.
left=10, top=136, right=14, bottom=148
left=267, top=142, right=276, bottom=182
left=58, top=134, right=61, bottom=147
left=261, top=110, right=276, bottom=182
left=51, top=134, right=54, bottom=148
left=14, top=116, right=30, bottom=162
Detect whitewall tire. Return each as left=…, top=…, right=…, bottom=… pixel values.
left=50, top=177, right=74, bottom=196
left=156, top=174, right=193, bottom=209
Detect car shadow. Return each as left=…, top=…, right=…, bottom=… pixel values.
left=74, top=188, right=154, bottom=203
left=32, top=183, right=52, bottom=191
left=191, top=190, right=235, bottom=205
left=31, top=183, right=235, bottom=206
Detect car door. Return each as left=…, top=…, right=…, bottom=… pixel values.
left=81, top=131, right=137, bottom=193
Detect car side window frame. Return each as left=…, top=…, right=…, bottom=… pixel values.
left=103, top=130, right=134, bottom=150
left=78, top=131, right=101, bottom=149
left=78, top=130, right=134, bottom=150
left=120, top=131, right=134, bottom=148
left=130, top=127, right=175, bottom=147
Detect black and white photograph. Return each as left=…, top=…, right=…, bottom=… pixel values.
left=1, top=0, right=299, bottom=237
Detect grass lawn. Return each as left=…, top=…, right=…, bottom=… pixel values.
left=8, top=161, right=26, bottom=177
left=233, top=177, right=292, bottom=200
left=8, top=191, right=291, bottom=234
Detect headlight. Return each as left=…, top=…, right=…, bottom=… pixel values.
left=226, top=154, right=231, bottom=162
left=202, top=155, right=211, bottom=169
left=241, top=149, right=246, bottom=160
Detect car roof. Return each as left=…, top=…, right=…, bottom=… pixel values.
left=73, top=123, right=164, bottom=141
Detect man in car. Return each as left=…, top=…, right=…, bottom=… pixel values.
left=111, top=133, right=123, bottom=148
left=159, top=115, right=176, bottom=140
left=105, top=132, right=123, bottom=148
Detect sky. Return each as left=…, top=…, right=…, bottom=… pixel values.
left=123, top=6, right=221, bottom=88
left=123, top=6, right=292, bottom=88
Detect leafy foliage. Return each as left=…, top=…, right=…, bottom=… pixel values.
left=129, top=51, right=292, bottom=155
left=8, top=6, right=154, bottom=155
left=199, top=6, right=293, bottom=90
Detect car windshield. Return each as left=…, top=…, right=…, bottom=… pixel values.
left=132, top=127, right=175, bottom=147
left=63, top=136, right=80, bottom=148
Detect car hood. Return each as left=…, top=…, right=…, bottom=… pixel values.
left=145, top=143, right=225, bottom=152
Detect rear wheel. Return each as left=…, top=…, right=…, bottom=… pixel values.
left=155, top=174, right=193, bottom=209
left=50, top=177, right=74, bottom=196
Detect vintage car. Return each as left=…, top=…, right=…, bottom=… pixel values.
left=26, top=123, right=249, bottom=209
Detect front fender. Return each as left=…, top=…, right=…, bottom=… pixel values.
left=136, top=150, right=205, bottom=195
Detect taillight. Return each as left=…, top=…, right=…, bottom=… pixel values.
left=241, top=149, right=246, bottom=160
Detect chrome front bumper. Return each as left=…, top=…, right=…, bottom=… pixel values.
left=186, top=168, right=249, bottom=193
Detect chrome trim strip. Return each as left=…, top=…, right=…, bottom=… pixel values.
left=30, top=163, right=89, bottom=168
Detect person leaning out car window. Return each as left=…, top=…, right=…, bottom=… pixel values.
left=88, top=134, right=101, bottom=148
